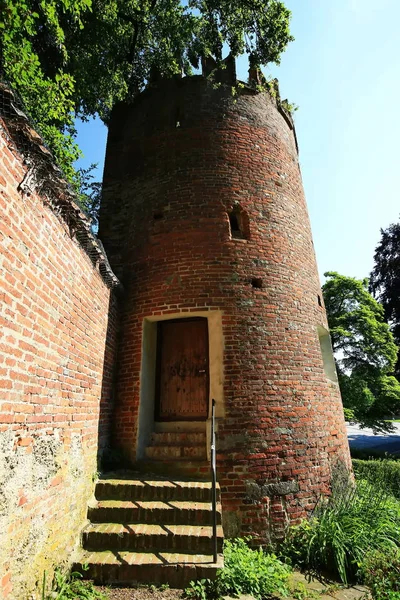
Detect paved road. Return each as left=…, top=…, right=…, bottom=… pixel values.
left=347, top=422, right=400, bottom=455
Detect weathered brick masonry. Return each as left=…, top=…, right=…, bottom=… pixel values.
left=100, top=73, right=351, bottom=542
left=0, top=70, right=352, bottom=596
left=0, top=88, right=119, bottom=599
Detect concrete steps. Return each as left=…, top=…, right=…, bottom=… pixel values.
left=74, top=476, right=223, bottom=587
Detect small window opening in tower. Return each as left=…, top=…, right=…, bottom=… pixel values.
left=153, top=211, right=164, bottom=221
left=228, top=207, right=249, bottom=240
left=229, top=212, right=242, bottom=238
left=318, top=294, right=322, bottom=307
left=251, top=277, right=263, bottom=289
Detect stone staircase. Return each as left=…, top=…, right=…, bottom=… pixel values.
left=145, top=432, right=207, bottom=460
left=74, top=475, right=224, bottom=587
left=136, top=430, right=210, bottom=480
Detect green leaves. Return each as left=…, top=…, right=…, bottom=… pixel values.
left=185, top=539, right=291, bottom=600
left=42, top=568, right=107, bottom=600
left=361, top=547, right=400, bottom=599
left=218, top=538, right=291, bottom=599
left=323, top=272, right=397, bottom=373
left=353, top=458, right=400, bottom=500
left=370, top=222, right=400, bottom=377
left=281, top=478, right=400, bottom=585
left=0, top=0, right=89, bottom=185
left=322, top=272, right=400, bottom=432
left=2, top=0, right=293, bottom=193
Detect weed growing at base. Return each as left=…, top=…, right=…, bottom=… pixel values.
left=185, top=538, right=290, bottom=600
left=42, top=568, right=107, bottom=600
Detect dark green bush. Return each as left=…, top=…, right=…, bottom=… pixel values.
left=350, top=447, right=399, bottom=461
left=353, top=458, right=400, bottom=498
left=280, top=480, right=400, bottom=585
left=185, top=538, right=291, bottom=600
left=360, top=548, right=400, bottom=599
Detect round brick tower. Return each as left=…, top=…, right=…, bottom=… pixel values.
left=99, top=64, right=351, bottom=542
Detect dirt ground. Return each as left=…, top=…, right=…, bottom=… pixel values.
left=96, top=586, right=184, bottom=600
left=96, top=572, right=368, bottom=600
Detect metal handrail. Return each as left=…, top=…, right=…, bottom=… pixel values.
left=211, top=398, right=218, bottom=563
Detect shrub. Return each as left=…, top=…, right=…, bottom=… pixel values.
left=185, top=538, right=291, bottom=600
left=219, top=538, right=291, bottom=598
left=280, top=480, right=400, bottom=585
left=360, top=548, right=400, bottom=599
left=353, top=458, right=400, bottom=499
left=185, top=579, right=219, bottom=600
left=351, top=447, right=399, bottom=461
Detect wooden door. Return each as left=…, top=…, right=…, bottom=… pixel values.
left=155, top=318, right=209, bottom=421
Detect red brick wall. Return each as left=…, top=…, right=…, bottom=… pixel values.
left=0, top=120, right=118, bottom=599
left=100, top=77, right=351, bottom=542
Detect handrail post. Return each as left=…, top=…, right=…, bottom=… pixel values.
left=211, top=398, right=218, bottom=563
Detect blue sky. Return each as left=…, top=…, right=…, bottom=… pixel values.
left=75, top=0, right=400, bottom=281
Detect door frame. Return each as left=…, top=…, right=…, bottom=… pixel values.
left=154, top=317, right=210, bottom=422
left=136, top=310, right=225, bottom=461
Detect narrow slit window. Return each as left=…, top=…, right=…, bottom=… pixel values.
left=229, top=212, right=242, bottom=238
left=228, top=207, right=249, bottom=240
left=317, top=325, right=338, bottom=383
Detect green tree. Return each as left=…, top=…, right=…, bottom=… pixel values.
left=370, top=221, right=400, bottom=377
left=322, top=271, right=400, bottom=433
left=0, top=0, right=91, bottom=188
left=66, top=0, right=293, bottom=120
left=0, top=0, right=293, bottom=192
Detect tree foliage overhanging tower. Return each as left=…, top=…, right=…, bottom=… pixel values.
left=99, top=61, right=351, bottom=541
left=0, top=0, right=293, bottom=188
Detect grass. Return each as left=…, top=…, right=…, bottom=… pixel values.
left=279, top=455, right=400, bottom=599
left=279, top=477, right=400, bottom=585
